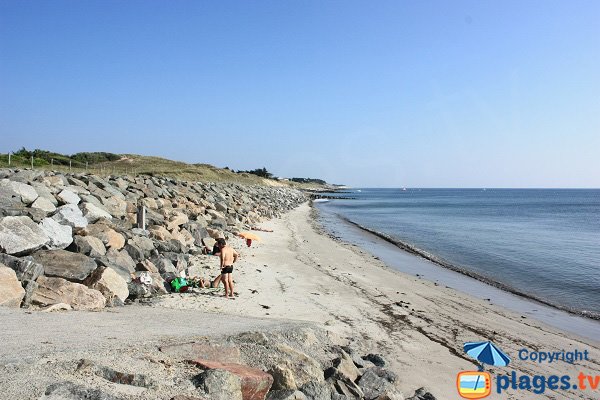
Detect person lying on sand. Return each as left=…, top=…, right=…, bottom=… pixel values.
left=251, top=226, right=273, bottom=232
left=217, top=238, right=238, bottom=299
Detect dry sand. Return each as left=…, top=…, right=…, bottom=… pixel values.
left=1, top=202, right=599, bottom=399
left=159, top=202, right=600, bottom=399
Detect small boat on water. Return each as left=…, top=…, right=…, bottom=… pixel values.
left=312, top=198, right=330, bottom=203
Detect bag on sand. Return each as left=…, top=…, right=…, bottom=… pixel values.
left=170, top=277, right=189, bottom=293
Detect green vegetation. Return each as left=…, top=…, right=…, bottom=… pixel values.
left=236, top=167, right=273, bottom=179
left=290, top=177, right=327, bottom=185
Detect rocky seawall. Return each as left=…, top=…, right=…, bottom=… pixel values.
left=0, top=168, right=306, bottom=310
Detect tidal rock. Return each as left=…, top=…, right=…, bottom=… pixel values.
left=298, top=381, right=333, bottom=400
left=0, top=265, right=25, bottom=307
left=72, top=235, right=107, bottom=258
left=84, top=266, right=129, bottom=303
left=192, top=359, right=273, bottom=400
left=357, top=367, right=396, bottom=400
left=32, top=276, right=106, bottom=310
left=32, top=249, right=97, bottom=282
left=40, top=381, right=120, bottom=400
left=53, top=204, right=88, bottom=229
left=82, top=202, right=113, bottom=223
left=193, top=369, right=243, bottom=400
left=57, top=189, right=81, bottom=205
left=0, top=216, right=50, bottom=255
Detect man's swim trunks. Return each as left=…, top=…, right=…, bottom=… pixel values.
left=221, top=265, right=233, bottom=274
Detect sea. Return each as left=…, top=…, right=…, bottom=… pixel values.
left=315, top=188, right=600, bottom=340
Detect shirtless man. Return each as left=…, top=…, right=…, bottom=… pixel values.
left=217, top=238, right=238, bottom=299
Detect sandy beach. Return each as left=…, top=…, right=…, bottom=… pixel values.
left=1, top=201, right=599, bottom=399
left=156, top=202, right=600, bottom=399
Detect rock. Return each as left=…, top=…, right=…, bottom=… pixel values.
left=160, top=342, right=241, bottom=363
left=362, top=354, right=386, bottom=367
left=274, top=343, right=324, bottom=387
left=266, top=390, right=307, bottom=400
left=40, top=302, right=73, bottom=312
left=0, top=179, right=38, bottom=204
left=406, top=388, right=436, bottom=400
left=81, top=223, right=125, bottom=250
left=270, top=365, right=298, bottom=391
left=167, top=212, right=189, bottom=231
left=39, top=218, right=73, bottom=250
left=127, top=281, right=150, bottom=299
left=330, top=378, right=364, bottom=399
left=202, top=237, right=217, bottom=249
left=82, top=202, right=113, bottom=223
left=77, top=359, right=155, bottom=388
left=149, top=225, right=173, bottom=241
left=32, top=249, right=97, bottom=282
left=40, top=381, right=120, bottom=400
left=84, top=266, right=129, bottom=303
left=124, top=236, right=155, bottom=261
left=357, top=367, right=396, bottom=400
left=193, top=369, right=243, bottom=400
left=101, top=196, right=127, bottom=217
left=192, top=360, right=273, bottom=400
left=101, top=248, right=136, bottom=281
left=30, top=197, right=56, bottom=213
left=171, top=396, right=208, bottom=400
left=72, top=235, right=107, bottom=258
left=332, top=350, right=361, bottom=382
left=32, top=276, right=106, bottom=310
left=206, top=228, right=224, bottom=239
left=0, top=253, right=44, bottom=281
left=298, top=381, right=333, bottom=400
left=136, top=259, right=159, bottom=274
left=57, top=189, right=81, bottom=205
left=0, top=265, right=25, bottom=307
left=0, top=216, right=50, bottom=255
left=53, top=204, right=88, bottom=229
left=30, top=182, right=58, bottom=206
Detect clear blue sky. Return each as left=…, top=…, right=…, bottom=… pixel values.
left=1, top=1, right=599, bottom=187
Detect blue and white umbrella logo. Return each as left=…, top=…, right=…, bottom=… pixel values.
left=464, top=341, right=511, bottom=370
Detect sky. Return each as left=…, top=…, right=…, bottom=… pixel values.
left=1, top=1, right=599, bottom=187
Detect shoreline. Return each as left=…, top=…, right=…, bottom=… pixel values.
left=333, top=213, right=600, bottom=321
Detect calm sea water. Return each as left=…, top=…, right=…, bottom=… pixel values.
left=317, top=189, right=600, bottom=318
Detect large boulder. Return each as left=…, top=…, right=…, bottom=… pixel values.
left=32, top=249, right=97, bottom=282
left=0, top=179, right=38, bottom=204
left=39, top=218, right=73, bottom=250
left=101, top=248, right=136, bottom=281
left=0, top=253, right=44, bottom=281
left=53, top=204, right=88, bottom=229
left=0, top=216, right=50, bottom=255
left=0, top=265, right=25, bottom=307
left=31, top=276, right=106, bottom=310
left=330, top=350, right=361, bottom=383
left=124, top=236, right=155, bottom=262
left=82, top=202, right=113, bottom=223
left=84, top=267, right=129, bottom=303
left=357, top=367, right=397, bottom=400
left=193, top=369, right=243, bottom=400
left=57, top=189, right=81, bottom=205
left=192, top=360, right=273, bottom=400
left=167, top=212, right=189, bottom=231
left=30, top=197, right=57, bottom=213
left=81, top=223, right=125, bottom=250
left=72, top=235, right=107, bottom=258
left=266, top=391, right=307, bottom=400
left=101, top=196, right=127, bottom=218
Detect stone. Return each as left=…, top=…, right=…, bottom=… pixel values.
left=0, top=216, right=50, bottom=255
left=57, top=189, right=81, bottom=205
left=124, top=235, right=155, bottom=261
left=357, top=367, right=396, bottom=400
left=77, top=359, right=155, bottom=388
left=101, top=196, right=127, bottom=217
left=84, top=266, right=129, bottom=302
left=0, top=253, right=44, bottom=281
left=72, top=235, right=107, bottom=258
left=82, top=202, right=113, bottom=223
left=32, top=276, right=106, bottom=310
left=273, top=343, right=324, bottom=387
left=40, top=302, right=73, bottom=312
left=298, top=381, right=333, bottom=400
left=192, top=360, right=273, bottom=400
left=136, top=259, right=159, bottom=274
left=127, top=281, right=150, bottom=299
left=32, top=249, right=97, bottom=282
left=101, top=248, right=136, bottom=281
left=30, top=197, right=56, bottom=213
left=0, top=265, right=25, bottom=307
left=193, top=369, right=243, bottom=400
left=362, top=354, right=387, bottom=367
left=332, top=350, right=361, bottom=382
left=38, top=218, right=73, bottom=250
left=0, top=179, right=38, bottom=204
left=270, top=365, right=298, bottom=391
left=81, top=223, right=125, bottom=250
left=171, top=396, right=208, bottom=400
left=331, top=378, right=364, bottom=399
left=206, top=228, right=224, bottom=239
left=202, top=237, right=217, bottom=249
left=30, top=183, right=58, bottom=206
left=406, top=388, right=436, bottom=400
left=167, top=212, right=189, bottom=231
left=160, top=342, right=241, bottom=363
left=53, top=204, right=88, bottom=229
left=40, top=381, right=120, bottom=400
left=266, top=390, right=307, bottom=400
left=149, top=225, right=173, bottom=241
